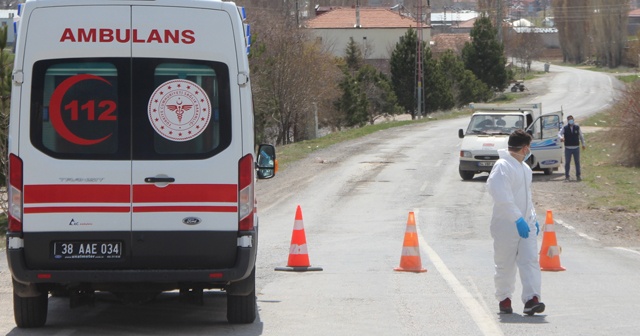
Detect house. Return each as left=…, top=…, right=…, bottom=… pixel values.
left=430, top=10, right=479, bottom=34
left=0, top=9, right=18, bottom=46
left=430, top=33, right=471, bottom=57
left=629, top=9, right=640, bottom=36
left=305, top=7, right=430, bottom=61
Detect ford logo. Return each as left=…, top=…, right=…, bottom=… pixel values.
left=182, top=217, right=202, bottom=225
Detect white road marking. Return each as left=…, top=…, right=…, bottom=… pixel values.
left=613, top=247, right=640, bottom=257
left=554, top=218, right=640, bottom=257
left=555, top=218, right=599, bottom=241
left=415, top=211, right=504, bottom=336
left=420, top=181, right=429, bottom=192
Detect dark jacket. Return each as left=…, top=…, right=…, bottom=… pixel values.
left=562, top=124, right=581, bottom=147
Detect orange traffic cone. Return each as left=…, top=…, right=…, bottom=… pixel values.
left=394, top=212, right=427, bottom=273
left=275, top=205, right=323, bottom=272
left=539, top=210, right=566, bottom=271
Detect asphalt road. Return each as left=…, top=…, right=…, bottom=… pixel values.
left=0, top=63, right=637, bottom=335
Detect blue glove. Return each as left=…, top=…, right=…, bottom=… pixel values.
left=535, top=221, right=540, bottom=236
left=515, top=217, right=530, bottom=238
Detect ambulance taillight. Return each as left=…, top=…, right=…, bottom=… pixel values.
left=238, top=154, right=254, bottom=231
left=8, top=154, right=23, bottom=233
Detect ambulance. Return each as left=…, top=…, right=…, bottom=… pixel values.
left=7, top=0, right=275, bottom=328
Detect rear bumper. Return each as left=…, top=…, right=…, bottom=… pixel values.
left=7, top=235, right=257, bottom=289
left=459, top=160, right=495, bottom=173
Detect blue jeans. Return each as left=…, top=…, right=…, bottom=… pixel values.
left=564, top=147, right=581, bottom=178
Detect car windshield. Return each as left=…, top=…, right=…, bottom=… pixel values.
left=466, top=114, right=525, bottom=135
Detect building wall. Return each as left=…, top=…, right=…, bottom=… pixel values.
left=309, top=27, right=431, bottom=60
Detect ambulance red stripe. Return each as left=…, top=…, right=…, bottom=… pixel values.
left=24, top=185, right=130, bottom=203
left=24, top=206, right=130, bottom=214
left=23, top=184, right=238, bottom=204
left=133, top=184, right=237, bottom=203
left=133, top=206, right=237, bottom=213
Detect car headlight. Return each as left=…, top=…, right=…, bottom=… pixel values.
left=460, top=151, right=472, bottom=158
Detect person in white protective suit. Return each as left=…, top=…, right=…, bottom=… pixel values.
left=486, top=129, right=546, bottom=315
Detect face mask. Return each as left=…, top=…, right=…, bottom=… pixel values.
left=524, top=148, right=532, bottom=161
left=568, top=119, right=574, bottom=125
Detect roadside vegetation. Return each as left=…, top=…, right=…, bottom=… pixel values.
left=581, top=113, right=640, bottom=214
left=276, top=108, right=471, bottom=169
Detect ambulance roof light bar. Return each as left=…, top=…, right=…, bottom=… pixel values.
left=238, top=6, right=251, bottom=55
left=13, top=3, right=23, bottom=36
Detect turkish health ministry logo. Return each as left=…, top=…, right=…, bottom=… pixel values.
left=148, top=79, right=211, bottom=142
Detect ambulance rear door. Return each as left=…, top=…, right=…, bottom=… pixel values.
left=129, top=5, right=242, bottom=268
left=20, top=5, right=132, bottom=268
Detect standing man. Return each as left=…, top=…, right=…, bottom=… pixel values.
left=486, top=130, right=545, bottom=316
left=559, top=115, right=586, bottom=181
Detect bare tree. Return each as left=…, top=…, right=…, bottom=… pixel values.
left=248, top=8, right=342, bottom=145
left=552, top=0, right=591, bottom=64
left=509, top=30, right=545, bottom=71
left=0, top=25, right=10, bottom=214
left=610, top=81, right=640, bottom=167
left=590, top=0, right=629, bottom=68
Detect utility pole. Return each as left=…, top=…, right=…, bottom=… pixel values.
left=295, top=0, right=299, bottom=27
left=415, top=0, right=425, bottom=119
left=497, top=0, right=503, bottom=43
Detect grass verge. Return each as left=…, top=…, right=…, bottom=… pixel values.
left=276, top=109, right=470, bottom=169
left=580, top=112, right=640, bottom=215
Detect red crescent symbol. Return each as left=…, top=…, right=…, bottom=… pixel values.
left=49, top=74, right=114, bottom=146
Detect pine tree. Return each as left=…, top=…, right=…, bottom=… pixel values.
left=344, top=37, right=364, bottom=73
left=462, top=15, right=508, bottom=92
left=422, top=47, right=454, bottom=113
left=439, top=50, right=492, bottom=106
left=390, top=28, right=418, bottom=116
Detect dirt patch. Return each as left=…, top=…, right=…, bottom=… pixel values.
left=532, top=173, right=640, bottom=247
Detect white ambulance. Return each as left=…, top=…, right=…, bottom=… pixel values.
left=7, top=0, right=275, bottom=328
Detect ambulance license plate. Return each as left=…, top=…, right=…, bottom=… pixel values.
left=53, top=241, right=122, bottom=260
left=478, top=162, right=494, bottom=167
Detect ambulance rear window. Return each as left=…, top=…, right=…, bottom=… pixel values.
left=30, top=58, right=231, bottom=160
left=31, top=60, right=129, bottom=159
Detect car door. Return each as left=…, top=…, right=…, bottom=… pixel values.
left=527, top=111, right=564, bottom=168
left=129, top=6, right=242, bottom=269
left=21, top=5, right=132, bottom=268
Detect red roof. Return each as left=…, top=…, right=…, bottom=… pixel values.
left=630, top=9, right=640, bottom=17
left=306, top=7, right=427, bottom=29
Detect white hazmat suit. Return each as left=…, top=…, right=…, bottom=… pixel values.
left=486, top=149, right=541, bottom=304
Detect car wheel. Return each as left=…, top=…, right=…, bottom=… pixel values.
left=227, top=268, right=256, bottom=324
left=227, top=289, right=256, bottom=324
left=13, top=289, right=48, bottom=328
left=543, top=168, right=552, bottom=175
left=459, top=170, right=474, bottom=181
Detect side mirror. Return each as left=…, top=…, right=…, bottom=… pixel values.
left=458, top=129, right=464, bottom=139
left=256, top=144, right=277, bottom=179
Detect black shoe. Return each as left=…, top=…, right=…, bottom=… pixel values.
left=577, top=176, right=582, bottom=182
left=499, top=298, right=513, bottom=314
left=564, top=177, right=570, bottom=182
left=523, top=296, right=545, bottom=315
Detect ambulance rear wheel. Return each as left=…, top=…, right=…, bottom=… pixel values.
left=13, top=289, right=48, bottom=328
left=226, top=268, right=256, bottom=324
left=226, top=289, right=256, bottom=324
